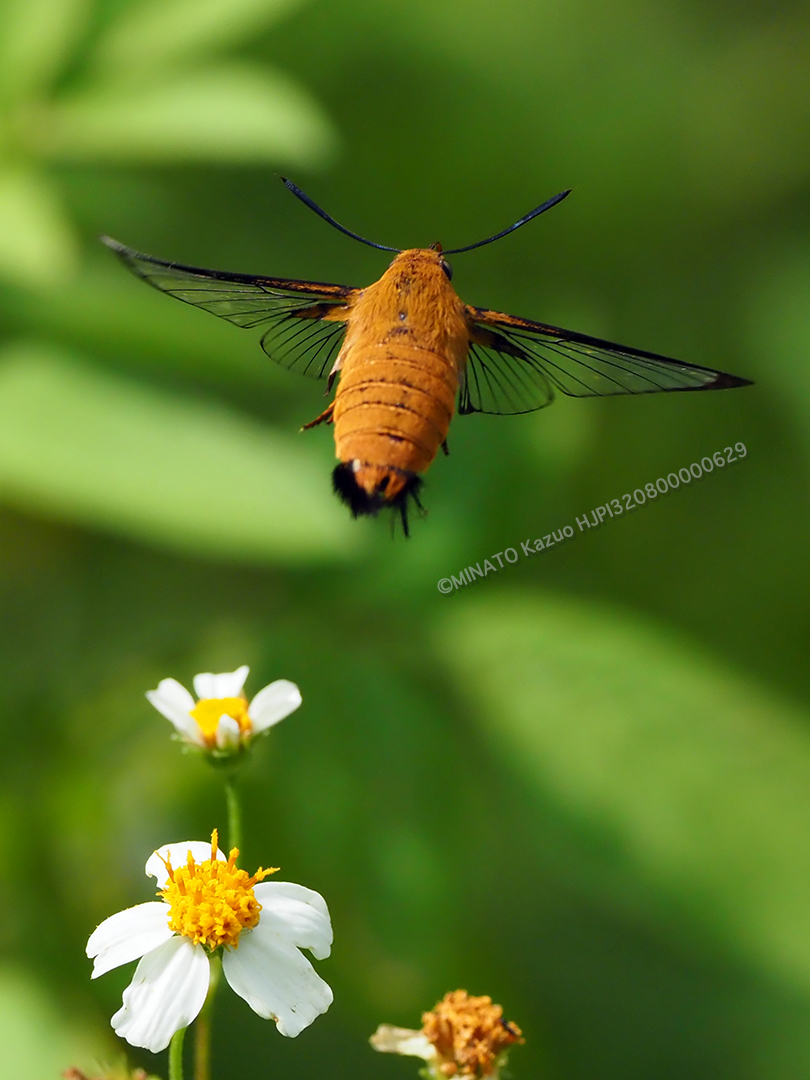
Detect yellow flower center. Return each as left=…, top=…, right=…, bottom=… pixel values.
left=190, top=696, right=251, bottom=745
left=159, top=830, right=278, bottom=950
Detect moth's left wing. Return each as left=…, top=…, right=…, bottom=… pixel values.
left=102, top=237, right=360, bottom=379
left=460, top=305, right=753, bottom=415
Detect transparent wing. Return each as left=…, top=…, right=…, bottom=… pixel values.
left=459, top=340, right=555, bottom=415
left=102, top=237, right=359, bottom=379
left=460, top=305, right=753, bottom=415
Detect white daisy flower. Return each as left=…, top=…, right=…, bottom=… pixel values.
left=87, top=832, right=332, bottom=1053
left=146, top=665, right=301, bottom=752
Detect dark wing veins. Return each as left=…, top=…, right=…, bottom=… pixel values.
left=102, top=237, right=361, bottom=379
left=458, top=304, right=752, bottom=415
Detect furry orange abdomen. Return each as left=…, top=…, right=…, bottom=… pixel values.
left=333, top=346, right=458, bottom=492
left=329, top=248, right=470, bottom=523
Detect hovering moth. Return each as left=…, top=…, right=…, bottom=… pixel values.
left=103, top=180, right=752, bottom=535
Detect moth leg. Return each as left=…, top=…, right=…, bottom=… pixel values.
left=441, top=439, right=450, bottom=456
left=301, top=402, right=335, bottom=430
left=326, top=352, right=344, bottom=393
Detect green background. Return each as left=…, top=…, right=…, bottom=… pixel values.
left=1, top=0, right=809, bottom=1076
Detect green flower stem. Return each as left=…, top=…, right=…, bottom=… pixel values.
left=168, top=1026, right=186, bottom=1080
left=225, top=773, right=242, bottom=853
left=194, top=954, right=222, bottom=1080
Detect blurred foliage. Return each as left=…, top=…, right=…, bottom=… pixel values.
left=439, top=593, right=810, bottom=988
left=0, top=342, right=354, bottom=560
left=0, top=966, right=106, bottom=1079
left=0, top=0, right=335, bottom=286
left=1, top=0, right=810, bottom=1078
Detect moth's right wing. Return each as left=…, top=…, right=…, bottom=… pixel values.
left=102, top=237, right=361, bottom=379
left=457, top=305, right=752, bottom=415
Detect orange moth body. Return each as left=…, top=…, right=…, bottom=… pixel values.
left=102, top=180, right=752, bottom=535
left=330, top=248, right=469, bottom=507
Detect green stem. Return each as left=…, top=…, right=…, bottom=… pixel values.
left=194, top=955, right=222, bottom=1080
left=225, top=774, right=242, bottom=852
left=168, top=1027, right=186, bottom=1080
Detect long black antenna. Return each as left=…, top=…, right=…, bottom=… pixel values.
left=280, top=177, right=401, bottom=253
left=443, top=189, right=572, bottom=255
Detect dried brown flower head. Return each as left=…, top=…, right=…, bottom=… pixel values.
left=420, top=990, right=523, bottom=1077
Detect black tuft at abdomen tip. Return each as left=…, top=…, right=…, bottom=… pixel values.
left=332, top=464, right=424, bottom=537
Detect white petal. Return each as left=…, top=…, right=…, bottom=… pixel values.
left=216, top=713, right=242, bottom=749
left=145, top=679, right=201, bottom=745
left=111, top=936, right=209, bottom=1053
left=370, top=1025, right=436, bottom=1060
left=248, top=680, right=302, bottom=734
left=253, top=882, right=332, bottom=960
left=193, top=665, right=249, bottom=700
left=222, top=921, right=332, bottom=1037
left=87, top=902, right=174, bottom=979
left=146, top=840, right=225, bottom=889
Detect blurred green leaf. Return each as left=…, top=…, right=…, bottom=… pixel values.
left=0, top=166, right=78, bottom=286
left=0, top=343, right=356, bottom=561
left=0, top=0, right=89, bottom=102
left=0, top=964, right=108, bottom=1079
left=41, top=63, right=337, bottom=165
left=0, top=269, right=294, bottom=388
left=92, top=0, right=312, bottom=74
left=437, top=592, right=810, bottom=988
